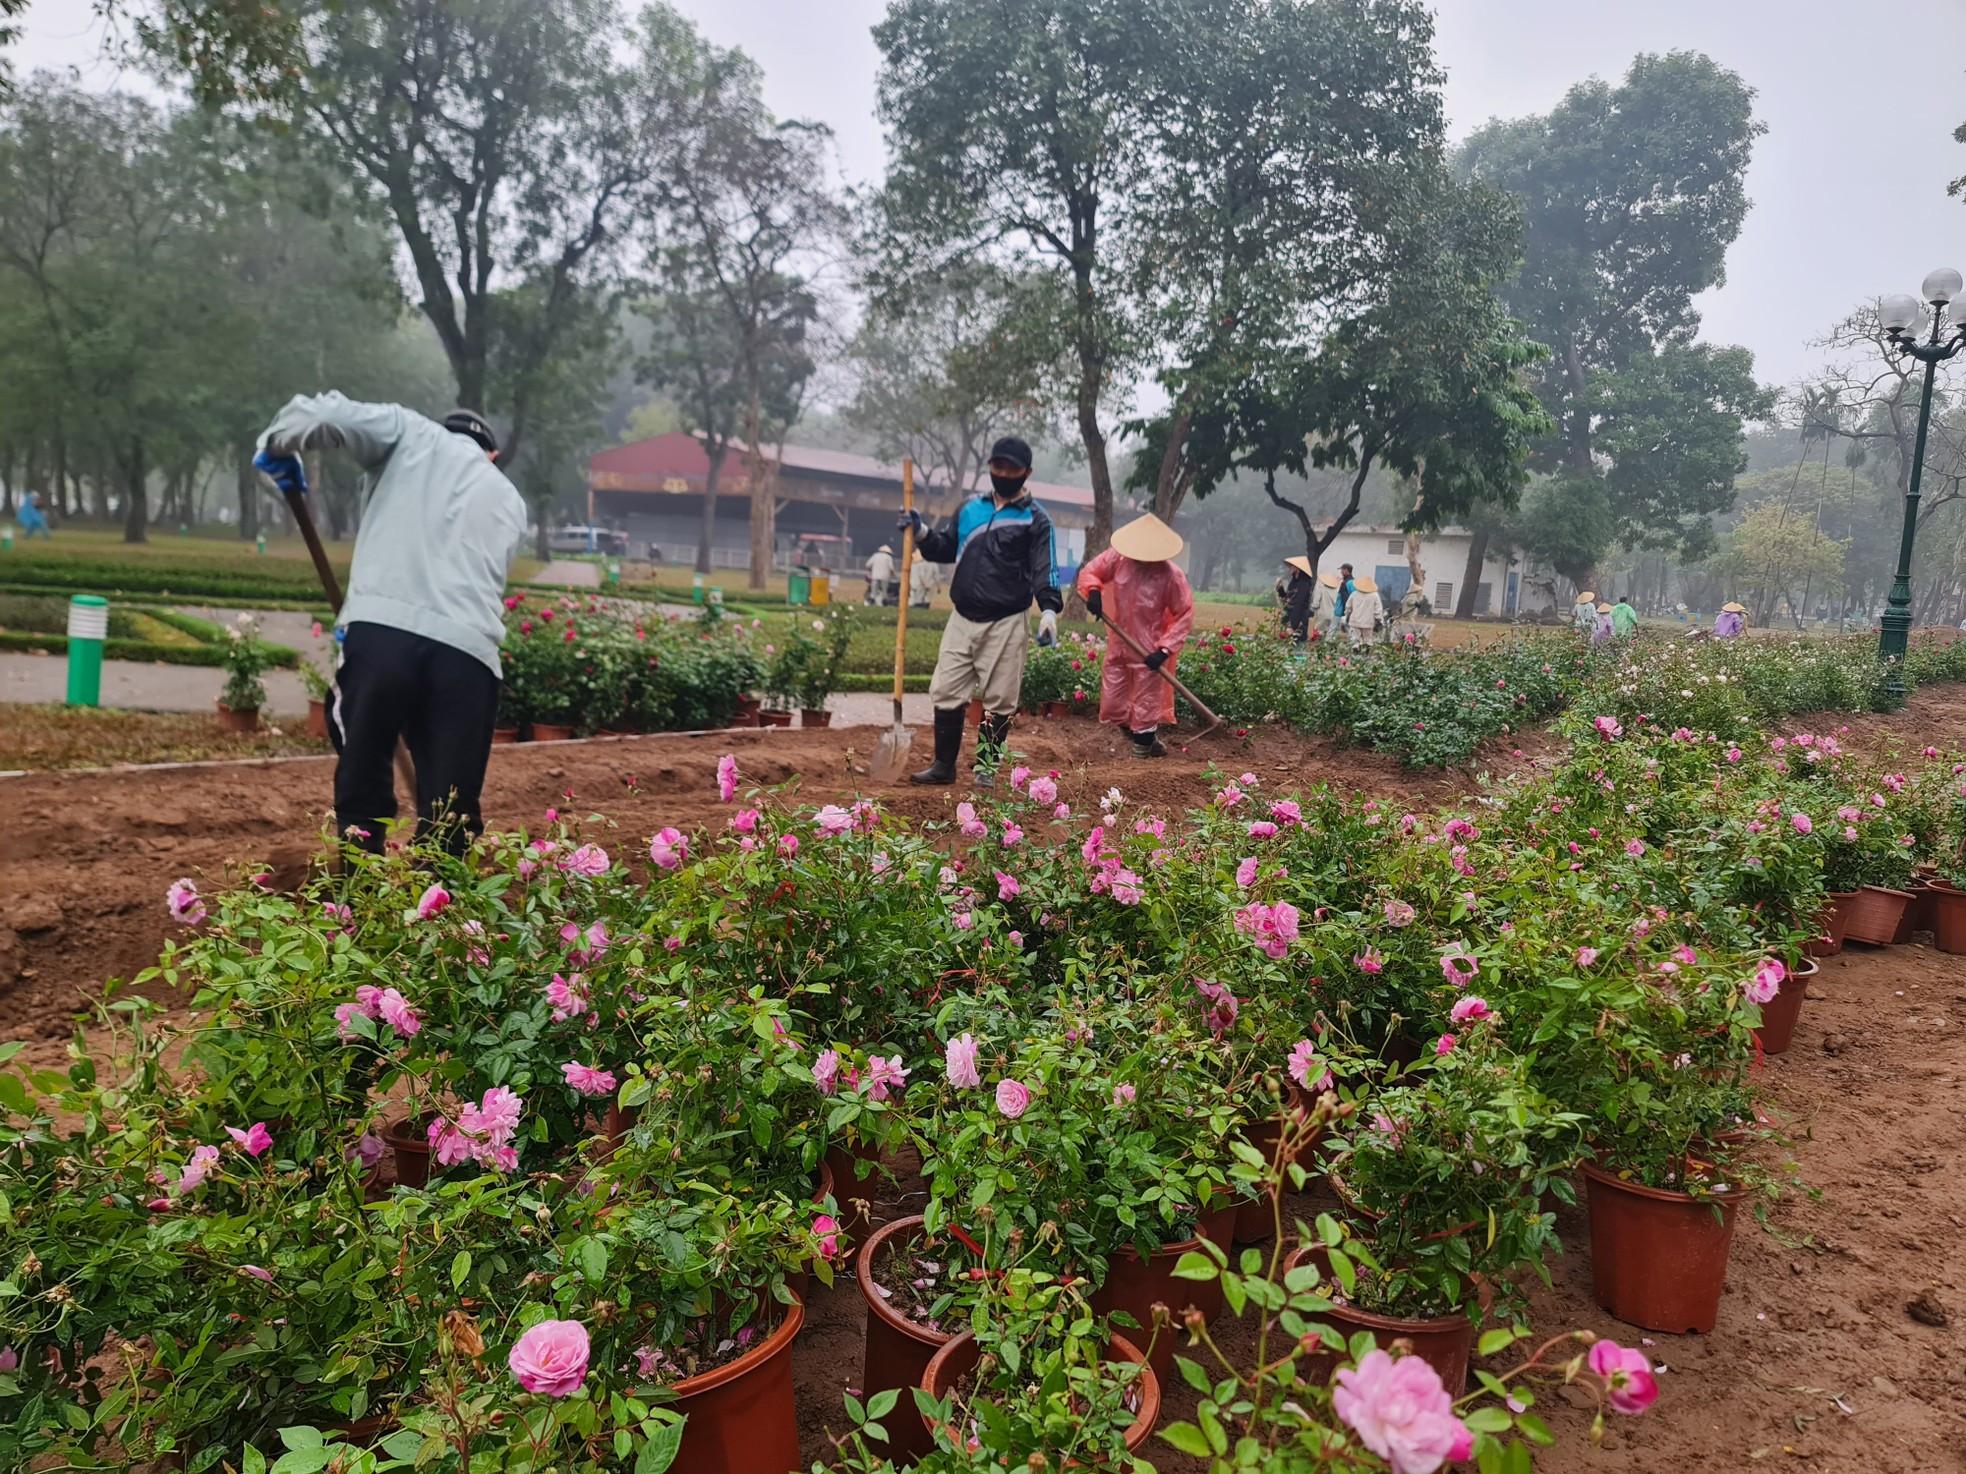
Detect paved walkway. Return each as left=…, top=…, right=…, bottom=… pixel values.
left=533, top=560, right=602, bottom=588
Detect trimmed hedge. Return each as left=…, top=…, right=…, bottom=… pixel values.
left=0, top=628, right=300, bottom=668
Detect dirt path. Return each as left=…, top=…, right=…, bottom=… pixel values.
left=4, top=695, right=1964, bottom=1467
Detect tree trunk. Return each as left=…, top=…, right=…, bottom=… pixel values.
left=238, top=454, right=260, bottom=540
left=696, top=442, right=726, bottom=575
left=1453, top=531, right=1490, bottom=618
left=52, top=435, right=68, bottom=519
left=122, top=438, right=148, bottom=544
left=1151, top=405, right=1194, bottom=521
left=0, top=445, right=13, bottom=515
left=747, top=452, right=775, bottom=592
left=1561, top=339, right=1592, bottom=473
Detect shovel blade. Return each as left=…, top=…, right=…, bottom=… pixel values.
left=869, top=724, right=914, bottom=783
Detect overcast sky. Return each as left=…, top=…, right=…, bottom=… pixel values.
left=13, top=0, right=1966, bottom=398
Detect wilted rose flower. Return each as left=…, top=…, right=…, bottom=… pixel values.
left=166, top=878, right=206, bottom=925
left=716, top=753, right=738, bottom=802
left=649, top=827, right=687, bottom=869
left=945, top=1033, right=982, bottom=1089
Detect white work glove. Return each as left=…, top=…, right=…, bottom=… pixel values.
left=1037, top=610, right=1059, bottom=647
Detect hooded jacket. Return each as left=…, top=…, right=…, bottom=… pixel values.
left=915, top=489, right=1063, bottom=623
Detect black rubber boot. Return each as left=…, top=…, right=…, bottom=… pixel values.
left=973, top=712, right=1012, bottom=787
left=909, top=706, right=965, bottom=785
left=1132, top=725, right=1167, bottom=758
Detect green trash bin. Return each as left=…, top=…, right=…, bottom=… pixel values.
left=66, top=594, right=108, bottom=707
left=787, top=566, right=812, bottom=606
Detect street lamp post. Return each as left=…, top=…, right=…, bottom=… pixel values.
left=1876, top=269, right=1966, bottom=706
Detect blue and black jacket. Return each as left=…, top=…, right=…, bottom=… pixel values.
left=917, top=490, right=1063, bottom=624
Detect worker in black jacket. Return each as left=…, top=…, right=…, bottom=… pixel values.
left=899, top=436, right=1063, bottom=786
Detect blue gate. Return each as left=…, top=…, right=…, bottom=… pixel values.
left=1373, top=564, right=1412, bottom=606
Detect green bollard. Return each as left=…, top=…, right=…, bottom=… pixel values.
left=257, top=533, right=267, bottom=555
left=607, top=560, right=620, bottom=586
left=692, top=573, right=705, bottom=605
left=66, top=594, right=108, bottom=707
left=2, top=526, right=12, bottom=550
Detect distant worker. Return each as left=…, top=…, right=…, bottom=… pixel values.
left=1334, top=563, right=1357, bottom=635
left=1276, top=555, right=1315, bottom=643
left=899, top=435, right=1061, bottom=787
left=1316, top=571, right=1342, bottom=641
left=1591, top=601, right=1615, bottom=645
left=910, top=548, right=936, bottom=607
left=865, top=542, right=896, bottom=606
left=16, top=490, right=50, bottom=538
left=1078, top=513, right=1194, bottom=759
left=1715, top=601, right=1747, bottom=639
left=1611, top=595, right=1638, bottom=640
left=1573, top=589, right=1597, bottom=632
left=254, top=393, right=527, bottom=853
left=1344, top=575, right=1384, bottom=647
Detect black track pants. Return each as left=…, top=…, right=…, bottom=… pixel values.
left=329, top=622, right=499, bottom=853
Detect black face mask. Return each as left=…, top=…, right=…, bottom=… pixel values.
left=990, top=472, right=1026, bottom=497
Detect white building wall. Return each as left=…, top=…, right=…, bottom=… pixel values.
left=1311, top=527, right=1525, bottom=616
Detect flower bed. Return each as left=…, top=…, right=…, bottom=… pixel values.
left=6, top=718, right=1963, bottom=1471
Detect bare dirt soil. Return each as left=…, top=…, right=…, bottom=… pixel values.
left=3, top=697, right=1962, bottom=1470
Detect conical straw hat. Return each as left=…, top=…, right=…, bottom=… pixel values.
left=1109, top=513, right=1183, bottom=562
left=1721, top=601, right=1746, bottom=614
left=1317, top=570, right=1340, bottom=589
left=1596, top=602, right=1611, bottom=613
left=1577, top=590, right=1596, bottom=603
left=1353, top=575, right=1379, bottom=594
left=1283, top=555, right=1314, bottom=577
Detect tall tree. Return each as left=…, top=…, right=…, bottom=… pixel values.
left=283, top=0, right=659, bottom=458
left=872, top=0, right=1148, bottom=565
left=1128, top=0, right=1452, bottom=522
left=638, top=13, right=832, bottom=585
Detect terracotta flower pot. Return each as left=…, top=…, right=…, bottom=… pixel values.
left=1581, top=1161, right=1738, bottom=1334
left=920, top=1330, right=1160, bottom=1461
left=382, top=1116, right=432, bottom=1188
left=1279, top=1244, right=1476, bottom=1393
left=823, top=1139, right=887, bottom=1239
left=1233, top=1087, right=1325, bottom=1243
left=1041, top=700, right=1067, bottom=718
left=216, top=702, right=260, bottom=735
left=1841, top=885, right=1914, bottom=947
left=1804, top=891, right=1858, bottom=957
left=668, top=1295, right=805, bottom=1474
left=1752, top=957, right=1816, bottom=1056
left=306, top=698, right=329, bottom=740
left=800, top=707, right=832, bottom=728
left=1932, top=884, right=1966, bottom=955
left=530, top=722, right=576, bottom=742
left=735, top=694, right=763, bottom=722
left=1088, top=1204, right=1237, bottom=1385
left=758, top=709, right=794, bottom=728
left=490, top=725, right=521, bottom=745
left=857, top=1215, right=953, bottom=1464
left=1893, top=882, right=1938, bottom=943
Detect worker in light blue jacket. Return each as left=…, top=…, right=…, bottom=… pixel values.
left=254, top=393, right=527, bottom=852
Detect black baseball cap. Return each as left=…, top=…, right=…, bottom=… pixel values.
left=444, top=410, right=499, bottom=455
left=988, top=436, right=1033, bottom=470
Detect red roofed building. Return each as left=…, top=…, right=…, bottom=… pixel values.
left=588, top=432, right=1090, bottom=574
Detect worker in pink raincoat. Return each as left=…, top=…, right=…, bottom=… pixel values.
left=1076, top=513, right=1195, bottom=758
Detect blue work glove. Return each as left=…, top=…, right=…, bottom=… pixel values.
left=253, top=449, right=308, bottom=497
left=896, top=509, right=923, bottom=538
left=1144, top=648, right=1168, bottom=671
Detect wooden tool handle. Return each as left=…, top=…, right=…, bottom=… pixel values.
left=283, top=486, right=344, bottom=613
left=891, top=460, right=915, bottom=711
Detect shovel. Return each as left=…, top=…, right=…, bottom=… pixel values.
left=271, top=472, right=417, bottom=798
left=869, top=459, right=918, bottom=783
left=1097, top=609, right=1225, bottom=738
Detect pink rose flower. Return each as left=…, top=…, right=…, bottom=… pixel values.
left=1791, top=811, right=1812, bottom=835
left=1575, top=945, right=1599, bottom=967
left=1112, top=1083, right=1136, bottom=1106
left=166, top=878, right=205, bottom=925
left=995, top=870, right=1021, bottom=901
left=1587, top=1339, right=1660, bottom=1415
left=717, top=753, right=739, bottom=803
left=1438, top=946, right=1478, bottom=986
left=1744, top=957, right=1784, bottom=1006
left=1333, top=1348, right=1469, bottom=1474
left=995, top=1079, right=1031, bottom=1119
left=377, top=987, right=420, bottom=1038
left=1355, top=948, right=1385, bottom=974
left=1247, top=820, right=1278, bottom=840
left=177, top=1143, right=221, bottom=1194
left=1593, top=715, right=1623, bottom=740
left=1270, top=799, right=1302, bottom=825
left=226, top=1122, right=274, bottom=1157
left=1449, top=996, right=1493, bottom=1024
left=561, top=1061, right=617, bottom=1097
left=415, top=884, right=451, bottom=920
left=1029, top=776, right=1058, bottom=805
left=777, top=834, right=800, bottom=858
left=1382, top=898, right=1416, bottom=927
left=945, top=1033, right=982, bottom=1089
left=1287, top=1039, right=1332, bottom=1093
left=864, top=1054, right=910, bottom=1102
left=0, top=1345, right=17, bottom=1372
left=509, top=1319, right=590, bottom=1397
left=1009, top=765, right=1031, bottom=790
left=813, top=1049, right=840, bottom=1096
left=648, top=827, right=686, bottom=870
left=815, top=804, right=853, bottom=835
left=731, top=808, right=760, bottom=835
left=1434, top=1033, right=1457, bottom=1057
left=561, top=843, right=609, bottom=878
left=1625, top=839, right=1645, bottom=857
left=546, top=972, right=588, bottom=1022
left=1235, top=856, right=1260, bottom=889
left=813, top=1213, right=842, bottom=1261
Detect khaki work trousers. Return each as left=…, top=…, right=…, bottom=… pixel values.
left=927, top=610, right=1029, bottom=715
